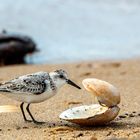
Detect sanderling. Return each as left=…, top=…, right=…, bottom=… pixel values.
left=0, top=69, right=81, bottom=124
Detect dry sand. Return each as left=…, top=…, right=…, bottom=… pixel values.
left=0, top=59, right=139, bottom=140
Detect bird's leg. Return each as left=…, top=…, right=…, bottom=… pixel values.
left=26, top=104, right=45, bottom=124
left=20, top=102, right=32, bottom=122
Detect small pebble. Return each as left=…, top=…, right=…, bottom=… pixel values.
left=76, top=133, right=83, bottom=137
left=82, top=72, right=91, bottom=76
left=52, top=123, right=55, bottom=126
left=124, top=113, right=129, bottom=116
left=64, top=124, right=69, bottom=126
left=106, top=131, right=112, bottom=136
left=23, top=126, right=28, bottom=129
left=119, top=115, right=126, bottom=118
left=129, top=114, right=135, bottom=117
left=16, top=127, right=21, bottom=130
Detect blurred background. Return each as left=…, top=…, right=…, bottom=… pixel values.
left=0, top=0, right=140, bottom=64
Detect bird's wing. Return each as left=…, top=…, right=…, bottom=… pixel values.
left=0, top=72, right=49, bottom=95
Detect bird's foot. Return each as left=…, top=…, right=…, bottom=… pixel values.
left=33, top=120, right=46, bottom=125
left=25, top=120, right=32, bottom=123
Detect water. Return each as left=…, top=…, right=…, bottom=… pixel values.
left=0, top=0, right=140, bottom=64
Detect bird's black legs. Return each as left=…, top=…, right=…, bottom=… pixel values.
left=26, top=103, right=37, bottom=123
left=20, top=102, right=32, bottom=122
left=20, top=102, right=45, bottom=124
left=26, top=103, right=45, bottom=124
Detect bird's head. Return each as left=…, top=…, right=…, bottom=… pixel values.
left=49, top=69, right=81, bottom=89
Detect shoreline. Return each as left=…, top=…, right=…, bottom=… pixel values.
left=27, top=55, right=140, bottom=65
left=0, top=59, right=140, bottom=139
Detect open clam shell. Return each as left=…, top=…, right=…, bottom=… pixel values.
left=59, top=104, right=120, bottom=126
left=59, top=78, right=120, bottom=126
left=82, top=78, right=120, bottom=107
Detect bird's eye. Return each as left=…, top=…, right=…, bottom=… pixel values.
left=59, top=75, right=64, bottom=78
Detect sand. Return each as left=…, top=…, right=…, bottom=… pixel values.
left=0, top=59, right=140, bottom=140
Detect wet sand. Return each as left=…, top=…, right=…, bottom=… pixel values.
left=0, top=59, right=140, bottom=139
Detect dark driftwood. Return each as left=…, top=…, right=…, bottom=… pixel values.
left=0, top=31, right=37, bottom=65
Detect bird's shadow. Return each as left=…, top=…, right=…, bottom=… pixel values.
left=22, top=119, right=139, bottom=131
left=0, top=117, right=139, bottom=132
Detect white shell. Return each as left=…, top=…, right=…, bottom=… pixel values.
left=59, top=78, right=120, bottom=126
left=59, top=104, right=120, bottom=126
left=82, top=78, right=120, bottom=107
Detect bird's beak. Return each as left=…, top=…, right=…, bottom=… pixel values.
left=66, top=79, right=81, bottom=89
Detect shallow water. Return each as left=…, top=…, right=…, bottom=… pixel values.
left=0, top=0, right=140, bottom=63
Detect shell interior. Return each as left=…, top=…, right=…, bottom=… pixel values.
left=59, top=104, right=108, bottom=120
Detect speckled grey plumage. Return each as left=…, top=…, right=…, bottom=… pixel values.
left=0, top=71, right=51, bottom=95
